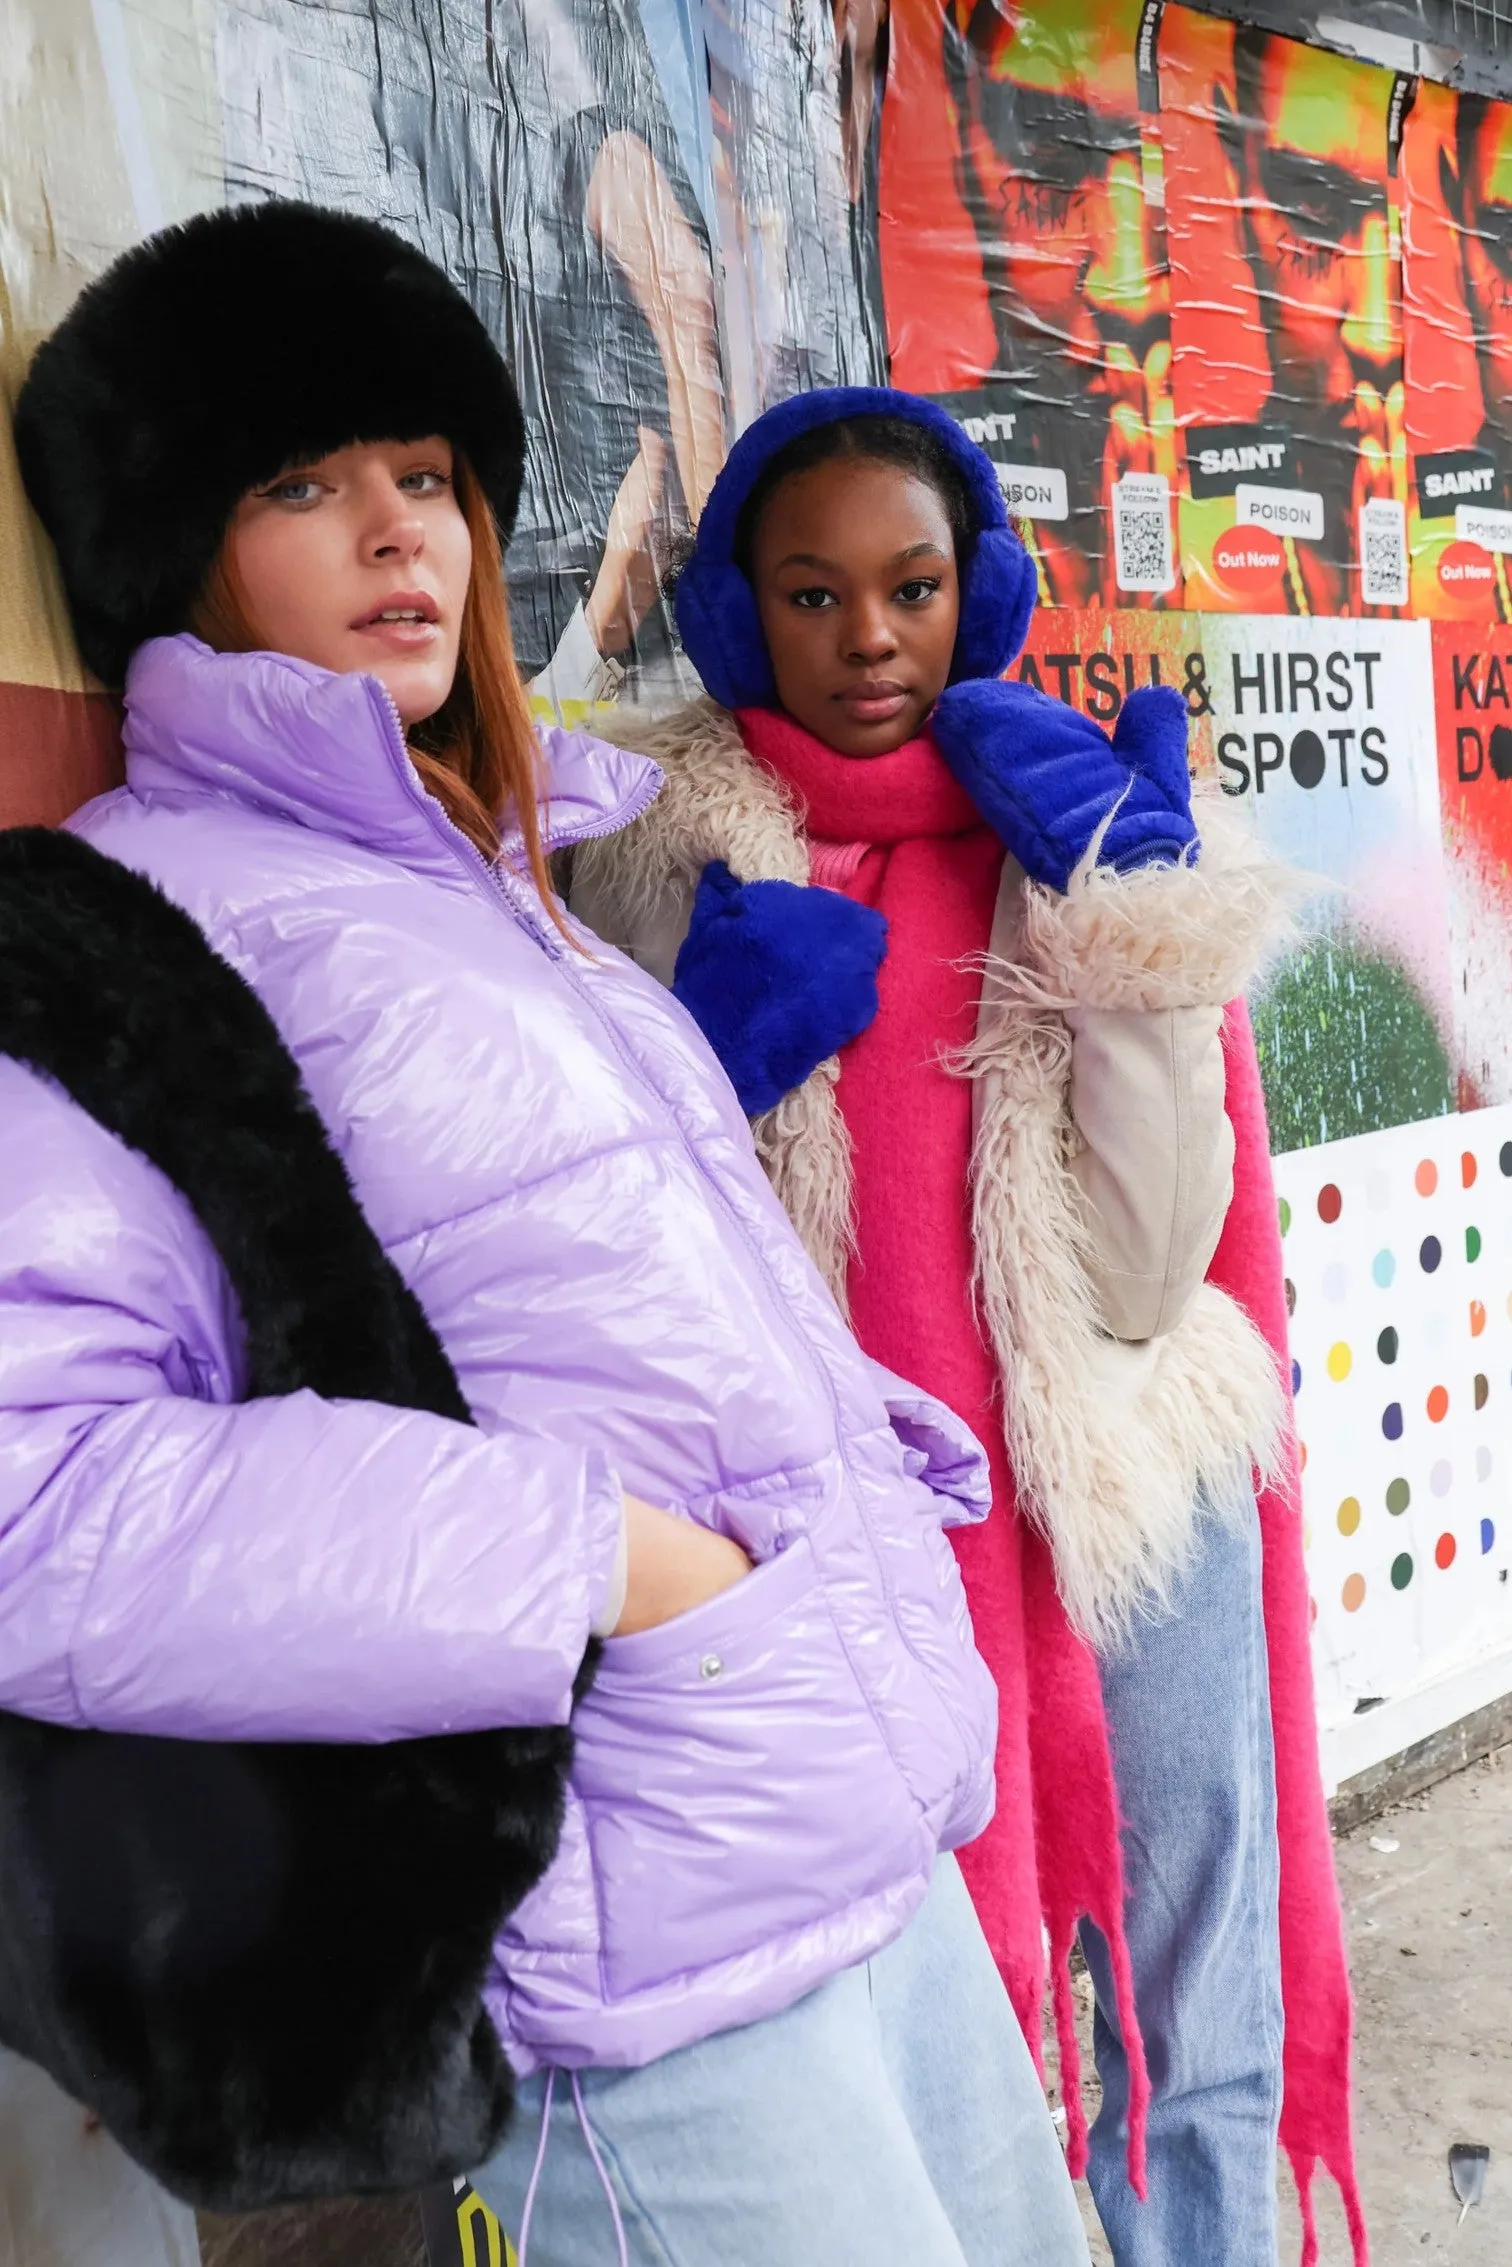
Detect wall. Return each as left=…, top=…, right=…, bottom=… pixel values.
left=6, top=0, right=1512, bottom=1769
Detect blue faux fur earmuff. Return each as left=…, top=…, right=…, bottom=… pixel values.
left=675, top=386, right=1038, bottom=713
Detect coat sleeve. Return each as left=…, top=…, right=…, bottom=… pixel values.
left=1064, top=1001, right=1234, bottom=1341
left=1009, top=787, right=1298, bottom=1346
left=0, top=1070, right=625, bottom=1744
left=865, top=1359, right=992, bottom=1526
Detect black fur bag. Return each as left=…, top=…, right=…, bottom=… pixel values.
left=0, top=828, right=586, bottom=2210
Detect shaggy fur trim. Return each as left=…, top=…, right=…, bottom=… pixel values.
left=15, top=204, right=525, bottom=687
left=960, top=806, right=1293, bottom=1643
left=962, top=1003, right=1286, bottom=1641
left=575, top=701, right=856, bottom=1307
left=1014, top=786, right=1303, bottom=1014
left=0, top=830, right=579, bottom=2210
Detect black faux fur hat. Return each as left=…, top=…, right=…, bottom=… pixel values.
left=14, top=201, right=526, bottom=688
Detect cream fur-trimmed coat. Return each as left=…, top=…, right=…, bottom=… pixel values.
left=572, top=698, right=1295, bottom=1644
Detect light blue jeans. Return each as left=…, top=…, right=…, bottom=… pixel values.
left=1080, top=1489, right=1285, bottom=2267
left=472, top=1853, right=1090, bottom=2266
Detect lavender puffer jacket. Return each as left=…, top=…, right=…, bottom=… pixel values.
left=0, top=634, right=995, bottom=2075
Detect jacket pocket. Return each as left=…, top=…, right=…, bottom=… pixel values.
left=571, top=1536, right=929, bottom=2000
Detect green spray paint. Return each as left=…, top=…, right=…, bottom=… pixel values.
left=1251, top=938, right=1455, bottom=1153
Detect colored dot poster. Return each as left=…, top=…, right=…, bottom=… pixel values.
left=1013, top=603, right=1512, bottom=1742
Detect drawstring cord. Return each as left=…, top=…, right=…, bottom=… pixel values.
left=515, top=2068, right=556, bottom=2263
left=571, top=2070, right=630, bottom=2267
left=516, top=2067, right=630, bottom=2267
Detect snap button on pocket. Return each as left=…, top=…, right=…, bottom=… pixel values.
left=699, top=1652, right=725, bottom=1681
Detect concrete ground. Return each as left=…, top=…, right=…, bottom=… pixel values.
left=7, top=1749, right=1506, bottom=2267
left=200, top=1749, right=1508, bottom=2267
left=1045, top=1743, right=1512, bottom=2267
left=1278, top=1743, right=1511, bottom=2267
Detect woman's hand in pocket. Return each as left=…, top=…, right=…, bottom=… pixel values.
left=614, top=1496, right=752, bottom=1636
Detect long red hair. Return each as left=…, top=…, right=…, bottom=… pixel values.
left=193, top=454, right=563, bottom=923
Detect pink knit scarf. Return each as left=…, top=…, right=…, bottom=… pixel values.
left=738, top=705, right=1366, bottom=2263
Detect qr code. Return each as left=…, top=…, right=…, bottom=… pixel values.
left=1359, top=496, right=1408, bottom=608
left=1112, top=474, right=1175, bottom=593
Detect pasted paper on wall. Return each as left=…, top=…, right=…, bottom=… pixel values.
left=1012, top=608, right=1453, bottom=1150
left=880, top=0, right=1178, bottom=611
left=1159, top=6, right=1410, bottom=621
left=1402, top=80, right=1512, bottom=623
left=1277, top=1110, right=1512, bottom=1727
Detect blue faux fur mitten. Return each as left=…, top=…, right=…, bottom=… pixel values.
left=930, top=681, right=1197, bottom=894
left=672, top=862, right=887, bottom=1116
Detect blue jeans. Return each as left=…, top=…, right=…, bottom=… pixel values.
left=1080, top=1489, right=1284, bottom=2267
left=473, top=1853, right=1089, bottom=2266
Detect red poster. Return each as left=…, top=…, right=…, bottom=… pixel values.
left=1160, top=9, right=1409, bottom=620
left=1433, top=619, right=1512, bottom=1101
left=879, top=0, right=1179, bottom=611
left=1402, top=84, right=1512, bottom=622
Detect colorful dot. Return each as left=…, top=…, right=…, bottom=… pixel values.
left=1382, top=1402, right=1404, bottom=1440
left=1428, top=1385, right=1450, bottom=1422
left=1317, top=1185, right=1342, bottom=1224
left=1387, top=1477, right=1411, bottom=1514
left=1467, top=1226, right=1483, bottom=1263
left=1464, top=1151, right=1480, bottom=1188
left=1471, top=1300, right=1487, bottom=1338
left=1421, top=1236, right=1442, bottom=1273
left=1391, top=1551, right=1415, bottom=1590
left=1322, top=1263, right=1347, bottom=1302
left=1482, top=1517, right=1497, bottom=1554
left=1309, top=1594, right=1318, bottom=1626
left=1342, top=1573, right=1366, bottom=1612
left=1327, top=1342, right=1353, bottom=1381
left=1373, top=1249, right=1396, bottom=1288
left=1284, top=1277, right=1297, bottom=1316
left=1292, top=1359, right=1302, bottom=1393
left=1299, top=1440, right=1309, bottom=1471
left=1501, top=1141, right=1512, bottom=1176
left=1278, top=1197, right=1292, bottom=1235
left=1431, top=1459, right=1453, bottom=1496
left=1476, top=1372, right=1490, bottom=1409
left=1478, top=1446, right=1493, bottom=1481
left=1337, top=1496, right=1361, bottom=1536
left=1415, top=1158, right=1439, bottom=1196
left=1378, top=1326, right=1399, bottom=1364
left=1436, top=1532, right=1458, bottom=1570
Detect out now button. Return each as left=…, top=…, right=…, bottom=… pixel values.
left=1213, top=523, right=1286, bottom=592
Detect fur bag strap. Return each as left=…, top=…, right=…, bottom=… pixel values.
left=0, top=829, right=577, bottom=2211
left=574, top=700, right=857, bottom=1308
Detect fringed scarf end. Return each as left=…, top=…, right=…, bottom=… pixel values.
left=1102, top=1906, right=1150, bottom=2202
left=1048, top=1930, right=1089, bottom=2179
left=1284, top=2124, right=1370, bottom=2263
left=1289, top=2148, right=1319, bottom=2267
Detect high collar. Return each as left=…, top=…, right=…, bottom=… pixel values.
left=121, top=635, right=661, bottom=886
left=735, top=705, right=983, bottom=846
